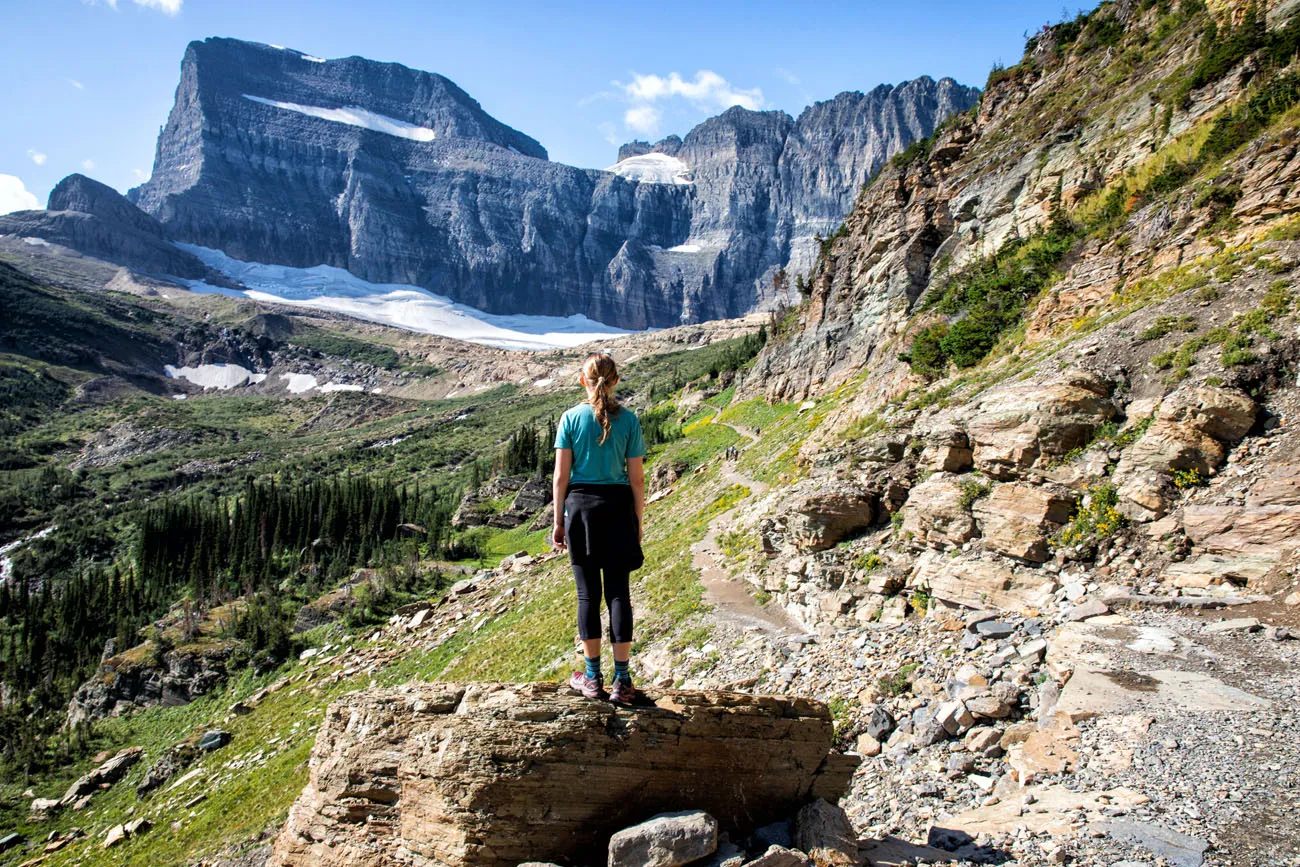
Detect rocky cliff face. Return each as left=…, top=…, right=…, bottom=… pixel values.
left=127, top=38, right=978, bottom=328
left=0, top=174, right=209, bottom=278
left=729, top=0, right=1300, bottom=634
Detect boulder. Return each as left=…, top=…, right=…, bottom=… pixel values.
left=966, top=370, right=1114, bottom=479
left=269, top=682, right=858, bottom=867
left=103, top=824, right=128, bottom=848
left=199, top=730, right=231, bottom=751
left=900, top=474, right=976, bottom=549
left=972, top=483, right=1075, bottom=562
left=1115, top=386, right=1256, bottom=519
left=59, top=746, right=142, bottom=807
left=792, top=800, right=857, bottom=867
left=782, top=481, right=875, bottom=552
left=608, top=810, right=718, bottom=867
left=912, top=552, right=1054, bottom=612
left=920, top=425, right=973, bottom=473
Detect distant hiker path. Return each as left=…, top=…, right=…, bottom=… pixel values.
left=690, top=415, right=798, bottom=635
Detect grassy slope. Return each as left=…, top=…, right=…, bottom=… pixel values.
left=0, top=370, right=839, bottom=866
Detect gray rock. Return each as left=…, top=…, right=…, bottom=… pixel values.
left=974, top=620, right=1016, bottom=638
left=119, top=38, right=977, bottom=329
left=1204, top=617, right=1260, bottom=634
left=965, top=610, right=1002, bottom=631
left=0, top=833, right=22, bottom=853
left=198, top=730, right=231, bottom=752
left=607, top=810, right=718, bottom=867
left=1101, top=820, right=1208, bottom=867
left=1065, top=600, right=1110, bottom=621
left=866, top=705, right=896, bottom=741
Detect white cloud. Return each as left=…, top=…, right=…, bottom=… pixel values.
left=624, top=106, right=662, bottom=135
left=27, top=149, right=47, bottom=166
left=82, top=159, right=96, bottom=171
left=85, top=0, right=182, bottom=13
left=598, top=122, right=620, bottom=146
left=134, top=0, right=182, bottom=13
left=0, top=174, right=40, bottom=215
left=132, top=168, right=149, bottom=180
left=617, top=70, right=764, bottom=112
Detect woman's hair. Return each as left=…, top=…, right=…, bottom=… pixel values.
left=581, top=352, right=620, bottom=445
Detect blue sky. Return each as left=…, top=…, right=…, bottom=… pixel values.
left=1, top=0, right=1078, bottom=212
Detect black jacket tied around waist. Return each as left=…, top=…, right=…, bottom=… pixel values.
left=563, top=483, right=643, bottom=571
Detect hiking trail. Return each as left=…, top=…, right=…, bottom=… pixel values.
left=690, top=416, right=799, bottom=635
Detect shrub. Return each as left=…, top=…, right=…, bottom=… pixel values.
left=878, top=662, right=920, bottom=697
left=957, top=478, right=991, bottom=509
left=1173, top=467, right=1209, bottom=489
left=1057, top=483, right=1127, bottom=550
left=902, top=323, right=950, bottom=380
left=854, top=551, right=884, bottom=572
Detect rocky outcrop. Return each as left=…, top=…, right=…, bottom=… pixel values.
left=900, top=474, right=976, bottom=549
left=972, top=483, right=1076, bottom=562
left=780, top=480, right=875, bottom=552
left=269, top=681, right=857, bottom=867
left=67, top=640, right=235, bottom=725
left=966, top=371, right=1115, bottom=481
left=120, top=38, right=977, bottom=328
left=451, top=475, right=552, bottom=530
left=1115, top=386, right=1257, bottom=520
left=0, top=174, right=209, bottom=278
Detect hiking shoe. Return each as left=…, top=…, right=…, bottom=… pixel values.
left=609, top=676, right=636, bottom=704
left=569, top=670, right=605, bottom=699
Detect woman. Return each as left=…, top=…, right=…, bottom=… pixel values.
left=552, top=352, right=646, bottom=703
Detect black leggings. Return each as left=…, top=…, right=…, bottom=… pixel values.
left=573, top=563, right=633, bottom=644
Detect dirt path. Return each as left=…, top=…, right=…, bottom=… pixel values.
left=689, top=417, right=799, bottom=635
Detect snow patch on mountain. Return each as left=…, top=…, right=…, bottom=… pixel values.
left=242, top=95, right=436, bottom=142
left=165, top=363, right=267, bottom=390
left=177, top=244, right=633, bottom=351
left=605, top=152, right=693, bottom=185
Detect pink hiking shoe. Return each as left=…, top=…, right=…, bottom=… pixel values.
left=609, top=676, right=636, bottom=704
left=569, top=670, right=605, bottom=700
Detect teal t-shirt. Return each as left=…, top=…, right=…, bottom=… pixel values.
left=555, top=402, right=646, bottom=485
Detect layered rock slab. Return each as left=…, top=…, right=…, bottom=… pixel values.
left=269, top=681, right=858, bottom=867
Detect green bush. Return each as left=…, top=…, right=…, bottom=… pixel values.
left=957, top=478, right=991, bottom=509
left=904, top=221, right=1076, bottom=377
left=1057, top=484, right=1126, bottom=550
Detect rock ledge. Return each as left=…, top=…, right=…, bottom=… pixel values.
left=270, top=681, right=857, bottom=867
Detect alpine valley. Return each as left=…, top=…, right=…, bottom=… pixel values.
left=4, top=2, right=1300, bottom=867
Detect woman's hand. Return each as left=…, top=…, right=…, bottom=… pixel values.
left=552, top=522, right=566, bottom=551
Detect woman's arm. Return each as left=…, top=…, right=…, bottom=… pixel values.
left=627, top=456, right=645, bottom=542
left=552, top=448, right=573, bottom=550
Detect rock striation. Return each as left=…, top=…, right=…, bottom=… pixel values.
left=0, top=174, right=209, bottom=278
left=123, top=38, right=977, bottom=328
left=269, top=681, right=857, bottom=867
